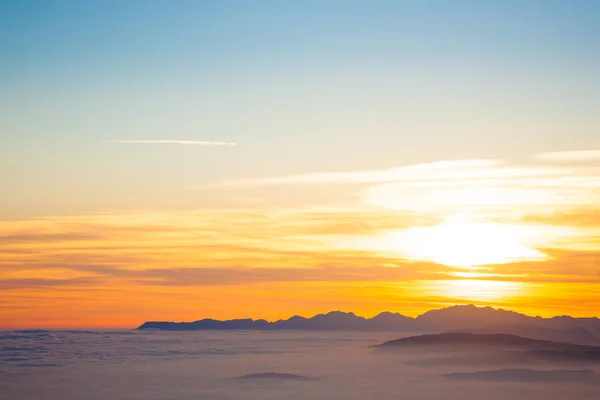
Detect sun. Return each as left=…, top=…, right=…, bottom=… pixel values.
left=357, top=214, right=548, bottom=268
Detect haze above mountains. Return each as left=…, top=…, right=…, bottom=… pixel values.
left=138, top=305, right=600, bottom=346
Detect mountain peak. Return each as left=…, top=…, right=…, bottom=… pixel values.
left=137, top=305, right=600, bottom=340
left=321, top=311, right=357, bottom=317
left=417, top=304, right=529, bottom=323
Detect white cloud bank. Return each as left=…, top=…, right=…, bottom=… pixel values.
left=201, top=151, right=600, bottom=218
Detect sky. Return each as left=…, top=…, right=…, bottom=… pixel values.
left=1, top=0, right=600, bottom=328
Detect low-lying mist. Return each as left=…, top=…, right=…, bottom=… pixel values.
left=2, top=329, right=599, bottom=400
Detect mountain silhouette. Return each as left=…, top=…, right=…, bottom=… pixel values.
left=375, top=332, right=600, bottom=365
left=375, top=332, right=599, bottom=351
left=449, top=324, right=600, bottom=346
left=416, top=304, right=531, bottom=327
left=138, top=310, right=418, bottom=332
left=137, top=305, right=600, bottom=344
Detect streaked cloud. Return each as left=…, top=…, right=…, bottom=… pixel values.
left=0, top=264, right=437, bottom=290
left=202, top=155, right=600, bottom=222
left=0, top=210, right=597, bottom=282
left=524, top=207, right=600, bottom=227
left=0, top=277, right=98, bottom=290
left=3, top=150, right=600, bottom=327
left=102, top=140, right=237, bottom=146
left=2, top=208, right=600, bottom=327
left=0, top=232, right=104, bottom=244
left=204, top=159, right=507, bottom=187
left=535, top=149, right=600, bottom=162
left=204, top=157, right=596, bottom=192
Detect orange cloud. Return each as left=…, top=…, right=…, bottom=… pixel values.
left=1, top=206, right=599, bottom=329
left=3, top=150, right=600, bottom=328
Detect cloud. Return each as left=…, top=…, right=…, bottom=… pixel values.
left=1, top=208, right=598, bottom=290
left=534, top=149, right=600, bottom=162
left=0, top=277, right=99, bottom=290
left=524, top=207, right=600, bottom=227
left=204, top=159, right=507, bottom=187
left=102, top=140, right=237, bottom=146
left=200, top=156, right=600, bottom=217
left=193, top=153, right=600, bottom=225
left=486, top=248, right=600, bottom=283
left=66, top=263, right=439, bottom=287
left=3, top=149, right=600, bottom=326
left=0, top=232, right=104, bottom=244
left=362, top=175, right=600, bottom=215
left=0, top=209, right=429, bottom=281
left=200, top=157, right=600, bottom=215
left=0, top=256, right=442, bottom=290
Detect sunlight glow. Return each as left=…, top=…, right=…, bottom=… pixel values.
left=423, top=279, right=528, bottom=302
left=357, top=215, right=550, bottom=268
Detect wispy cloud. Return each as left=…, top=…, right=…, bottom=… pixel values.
left=204, top=160, right=507, bottom=187
left=200, top=156, right=600, bottom=219
left=2, top=209, right=600, bottom=327
left=535, top=149, right=600, bottom=162
left=202, top=159, right=584, bottom=189
left=103, top=140, right=237, bottom=146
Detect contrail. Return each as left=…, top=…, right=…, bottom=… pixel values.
left=103, top=140, right=237, bottom=146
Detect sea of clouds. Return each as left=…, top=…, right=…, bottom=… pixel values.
left=1, top=330, right=599, bottom=400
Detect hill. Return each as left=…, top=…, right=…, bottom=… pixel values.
left=375, top=332, right=598, bottom=351
left=374, top=332, right=600, bottom=365
left=449, top=324, right=600, bottom=346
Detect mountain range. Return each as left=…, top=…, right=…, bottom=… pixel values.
left=137, top=305, right=600, bottom=344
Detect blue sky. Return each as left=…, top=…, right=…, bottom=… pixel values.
left=1, top=0, right=599, bottom=217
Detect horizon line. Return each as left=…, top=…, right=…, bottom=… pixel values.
left=136, top=304, right=596, bottom=328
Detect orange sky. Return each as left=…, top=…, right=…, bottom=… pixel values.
left=2, top=154, right=600, bottom=329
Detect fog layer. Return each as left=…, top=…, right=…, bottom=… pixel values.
left=1, top=330, right=599, bottom=400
